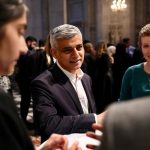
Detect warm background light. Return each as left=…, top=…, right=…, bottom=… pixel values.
left=111, top=0, right=127, bottom=12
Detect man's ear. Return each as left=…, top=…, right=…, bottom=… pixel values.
left=50, top=48, right=57, bottom=59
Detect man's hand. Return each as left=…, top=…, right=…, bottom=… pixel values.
left=97, top=111, right=106, bottom=125
left=39, top=133, right=81, bottom=150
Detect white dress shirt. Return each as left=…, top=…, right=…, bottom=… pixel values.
left=57, top=62, right=89, bottom=114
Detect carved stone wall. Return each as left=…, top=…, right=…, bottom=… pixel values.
left=134, top=0, right=150, bottom=46
left=24, top=0, right=149, bottom=45
left=25, top=0, right=66, bottom=40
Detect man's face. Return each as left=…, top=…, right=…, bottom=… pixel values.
left=26, top=40, right=37, bottom=50
left=30, top=41, right=37, bottom=49
left=0, top=11, right=27, bottom=75
left=52, top=34, right=84, bottom=74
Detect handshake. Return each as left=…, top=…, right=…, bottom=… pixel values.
left=37, top=123, right=102, bottom=150
left=36, top=112, right=106, bottom=150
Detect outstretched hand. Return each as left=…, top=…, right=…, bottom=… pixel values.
left=39, top=133, right=82, bottom=150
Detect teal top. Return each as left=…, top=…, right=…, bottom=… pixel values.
left=119, top=63, right=150, bottom=101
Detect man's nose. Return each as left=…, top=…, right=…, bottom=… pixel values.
left=71, top=48, right=79, bottom=56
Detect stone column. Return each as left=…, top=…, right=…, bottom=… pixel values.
left=25, top=0, right=43, bottom=40
left=47, top=0, right=66, bottom=30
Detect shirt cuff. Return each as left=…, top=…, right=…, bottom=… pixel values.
left=93, top=113, right=98, bottom=124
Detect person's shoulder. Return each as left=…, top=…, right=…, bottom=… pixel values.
left=82, top=73, right=92, bottom=82
left=126, top=63, right=143, bottom=72
left=32, top=69, right=50, bottom=81
left=123, top=63, right=143, bottom=80
left=0, top=87, right=16, bottom=111
left=0, top=87, right=10, bottom=98
left=132, top=63, right=143, bottom=68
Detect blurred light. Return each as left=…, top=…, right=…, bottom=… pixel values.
left=111, top=0, right=127, bottom=12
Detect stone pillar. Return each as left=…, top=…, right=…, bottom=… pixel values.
left=47, top=0, right=66, bottom=30
left=25, top=0, right=66, bottom=40
left=25, top=0, right=43, bottom=40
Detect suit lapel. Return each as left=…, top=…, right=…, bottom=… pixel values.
left=82, top=76, right=95, bottom=113
left=50, top=64, right=83, bottom=114
left=62, top=81, right=83, bottom=114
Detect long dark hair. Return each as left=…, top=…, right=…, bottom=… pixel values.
left=0, top=0, right=27, bottom=27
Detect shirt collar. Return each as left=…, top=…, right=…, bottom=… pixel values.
left=56, top=61, right=84, bottom=81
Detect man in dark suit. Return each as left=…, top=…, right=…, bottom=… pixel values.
left=31, top=24, right=104, bottom=142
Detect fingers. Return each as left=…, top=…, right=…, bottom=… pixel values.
left=86, top=131, right=97, bottom=140
left=86, top=131, right=102, bottom=141
left=86, top=131, right=102, bottom=150
left=86, top=123, right=103, bottom=150
left=86, top=144, right=99, bottom=150
left=68, top=141, right=81, bottom=150
left=92, top=123, right=103, bottom=131
left=45, top=134, right=67, bottom=150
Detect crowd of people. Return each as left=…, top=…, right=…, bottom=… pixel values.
left=0, top=0, right=150, bottom=150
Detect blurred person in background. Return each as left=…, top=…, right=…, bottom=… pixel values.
left=25, top=35, right=37, bottom=51
left=15, top=35, right=50, bottom=129
left=107, top=45, right=116, bottom=64
left=81, top=40, right=96, bottom=77
left=92, top=41, right=114, bottom=113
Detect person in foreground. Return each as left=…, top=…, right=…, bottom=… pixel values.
left=0, top=0, right=80, bottom=149
left=87, top=96, right=150, bottom=150
left=31, top=24, right=105, bottom=142
left=119, top=23, right=150, bottom=101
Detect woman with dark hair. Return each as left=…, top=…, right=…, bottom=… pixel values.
left=0, top=0, right=34, bottom=149
left=0, top=0, right=79, bottom=150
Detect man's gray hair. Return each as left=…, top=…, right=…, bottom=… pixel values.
left=50, top=24, right=82, bottom=49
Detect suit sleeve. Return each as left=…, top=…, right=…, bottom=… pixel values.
left=31, top=79, right=95, bottom=141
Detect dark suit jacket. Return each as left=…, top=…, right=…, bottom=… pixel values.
left=0, top=88, right=34, bottom=150
left=99, top=96, right=150, bottom=150
left=31, top=64, right=96, bottom=141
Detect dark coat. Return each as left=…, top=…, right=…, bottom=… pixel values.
left=31, top=64, right=96, bottom=141
left=0, top=88, right=34, bottom=150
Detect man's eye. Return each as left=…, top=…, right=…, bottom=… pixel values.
left=62, top=45, right=83, bottom=53
left=143, top=44, right=150, bottom=48
left=76, top=45, right=83, bottom=51
left=62, top=48, right=73, bottom=53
